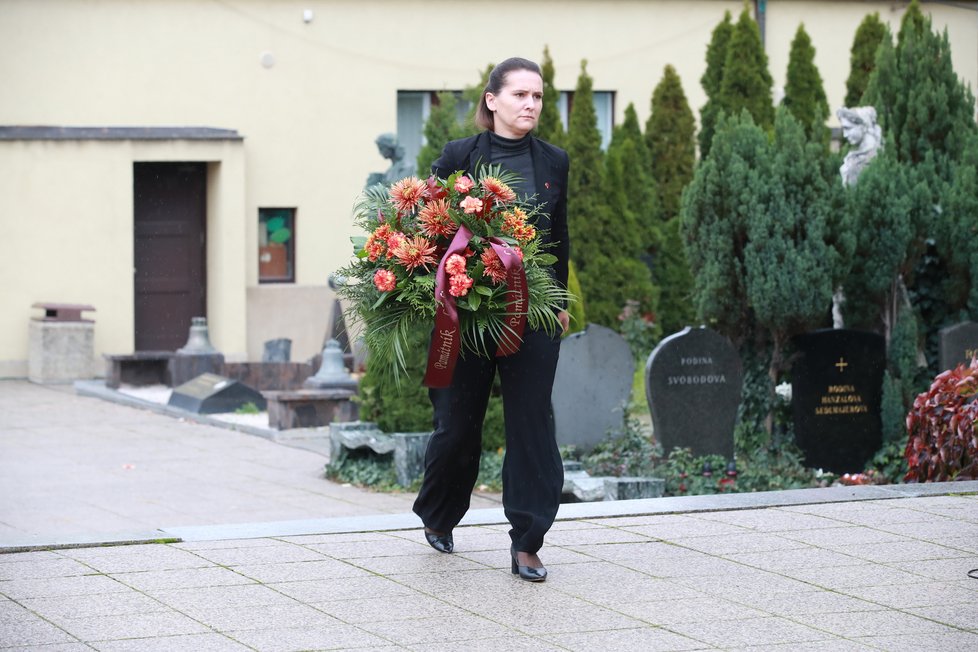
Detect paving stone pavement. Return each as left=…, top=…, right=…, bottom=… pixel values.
left=1, top=380, right=978, bottom=650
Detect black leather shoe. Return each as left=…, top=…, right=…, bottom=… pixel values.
left=424, top=528, right=453, bottom=553
left=511, top=545, right=547, bottom=582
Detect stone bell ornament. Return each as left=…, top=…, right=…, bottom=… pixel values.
left=305, top=339, right=358, bottom=390
left=177, top=316, right=218, bottom=354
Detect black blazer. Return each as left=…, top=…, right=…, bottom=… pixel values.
left=431, top=131, right=570, bottom=300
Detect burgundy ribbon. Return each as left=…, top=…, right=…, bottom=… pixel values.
left=422, top=229, right=529, bottom=387
left=423, top=226, right=473, bottom=388
left=487, top=238, right=528, bottom=357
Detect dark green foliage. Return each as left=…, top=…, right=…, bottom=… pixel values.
left=889, top=305, right=921, bottom=402
left=610, top=104, right=658, bottom=249
left=844, top=12, right=886, bottom=107
left=782, top=24, right=829, bottom=144
left=537, top=46, right=564, bottom=147
left=685, top=108, right=842, bottom=435
left=577, top=414, right=659, bottom=479
left=462, top=64, right=494, bottom=135
left=880, top=370, right=906, bottom=445
left=717, top=9, right=775, bottom=131
left=578, top=251, right=657, bottom=328
left=699, top=10, right=734, bottom=158
left=652, top=217, right=695, bottom=337
left=356, top=327, right=433, bottom=433
left=481, top=390, right=505, bottom=452
left=862, top=11, right=977, bottom=184
left=416, top=91, right=465, bottom=175
left=566, top=60, right=604, bottom=220
left=647, top=65, right=696, bottom=222
left=644, top=66, right=696, bottom=338
left=734, top=343, right=776, bottom=450
left=940, top=132, right=978, bottom=319
left=565, top=260, right=587, bottom=334
left=865, top=438, right=909, bottom=484
left=841, top=148, right=929, bottom=336
left=567, top=61, right=656, bottom=328
left=744, top=108, right=839, bottom=382
left=326, top=449, right=403, bottom=492
left=618, top=299, right=660, bottom=362
left=681, top=110, right=768, bottom=343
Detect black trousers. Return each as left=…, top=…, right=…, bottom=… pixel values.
left=412, top=328, right=564, bottom=554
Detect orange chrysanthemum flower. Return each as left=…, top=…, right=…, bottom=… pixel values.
left=389, top=177, right=428, bottom=214
left=417, top=199, right=457, bottom=237
left=481, top=176, right=516, bottom=204
left=392, top=234, right=438, bottom=272
left=364, top=235, right=385, bottom=262
left=480, top=248, right=507, bottom=284
left=385, top=231, right=407, bottom=259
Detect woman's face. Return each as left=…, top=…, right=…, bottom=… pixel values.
left=486, top=69, right=543, bottom=139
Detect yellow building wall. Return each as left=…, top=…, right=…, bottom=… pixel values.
left=0, top=0, right=974, bottom=374
left=0, top=138, right=247, bottom=377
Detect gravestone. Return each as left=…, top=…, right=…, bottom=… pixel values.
left=646, top=327, right=741, bottom=460
left=791, top=329, right=885, bottom=474
left=552, top=323, right=634, bottom=453
left=939, top=321, right=978, bottom=372
left=262, top=338, right=292, bottom=362
left=168, top=373, right=266, bottom=414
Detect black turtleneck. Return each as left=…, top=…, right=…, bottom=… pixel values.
left=489, top=131, right=536, bottom=202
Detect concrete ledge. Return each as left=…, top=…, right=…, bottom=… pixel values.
left=1, top=530, right=178, bottom=554
left=159, top=480, right=978, bottom=543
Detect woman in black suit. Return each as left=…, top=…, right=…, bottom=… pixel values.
left=412, top=57, right=570, bottom=582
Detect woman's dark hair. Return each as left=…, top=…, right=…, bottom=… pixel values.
left=474, top=57, right=542, bottom=131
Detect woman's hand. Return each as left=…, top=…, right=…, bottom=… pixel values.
left=557, top=311, right=570, bottom=334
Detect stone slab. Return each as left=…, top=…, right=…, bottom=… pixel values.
left=264, top=388, right=357, bottom=430
left=552, top=323, right=635, bottom=453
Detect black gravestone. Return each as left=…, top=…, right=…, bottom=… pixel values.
left=168, top=373, right=266, bottom=414
left=646, top=327, right=742, bottom=459
left=791, top=329, right=885, bottom=474
left=939, top=321, right=978, bottom=372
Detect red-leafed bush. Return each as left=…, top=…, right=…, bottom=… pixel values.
left=904, top=359, right=978, bottom=482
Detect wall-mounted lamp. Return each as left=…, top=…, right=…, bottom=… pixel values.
left=303, top=9, right=314, bottom=23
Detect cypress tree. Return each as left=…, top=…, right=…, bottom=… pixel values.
left=537, top=46, right=564, bottom=147
left=863, top=3, right=977, bottom=182
left=718, top=8, right=775, bottom=131
left=648, top=65, right=696, bottom=222
left=646, top=65, right=696, bottom=337
left=841, top=148, right=929, bottom=337
left=681, top=110, right=769, bottom=343
left=844, top=12, right=886, bottom=107
left=782, top=24, right=829, bottom=144
left=654, top=217, right=695, bottom=337
left=861, top=0, right=978, bottom=377
left=942, top=132, right=978, bottom=318
left=610, top=103, right=657, bottom=248
left=566, top=59, right=605, bottom=255
left=744, top=108, right=839, bottom=387
left=416, top=90, right=464, bottom=175
left=699, top=10, right=734, bottom=158
left=567, top=61, right=655, bottom=327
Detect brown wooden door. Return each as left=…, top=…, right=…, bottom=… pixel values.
left=133, top=162, right=207, bottom=351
